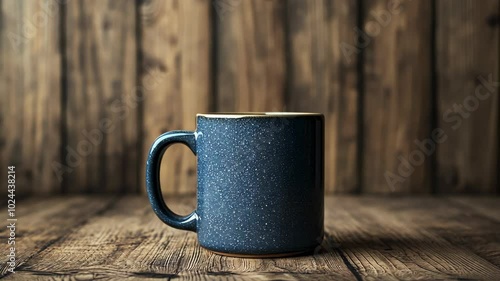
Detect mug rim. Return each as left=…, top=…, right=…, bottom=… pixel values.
left=197, top=112, right=323, bottom=118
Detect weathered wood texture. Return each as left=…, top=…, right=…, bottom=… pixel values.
left=0, top=0, right=61, bottom=195
left=0, top=196, right=114, bottom=276
left=64, top=0, right=138, bottom=193
left=0, top=0, right=499, bottom=195
left=215, top=0, right=286, bottom=112
left=139, top=0, right=211, bottom=195
left=436, top=0, right=499, bottom=193
left=287, top=0, right=359, bottom=193
left=330, top=196, right=500, bottom=279
left=363, top=0, right=433, bottom=194
left=2, top=195, right=500, bottom=280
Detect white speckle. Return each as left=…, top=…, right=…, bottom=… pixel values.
left=195, top=115, right=324, bottom=255
left=194, top=131, right=203, bottom=140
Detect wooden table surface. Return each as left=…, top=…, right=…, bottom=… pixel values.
left=1, top=195, right=500, bottom=280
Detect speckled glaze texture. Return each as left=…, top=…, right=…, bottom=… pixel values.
left=146, top=113, right=324, bottom=256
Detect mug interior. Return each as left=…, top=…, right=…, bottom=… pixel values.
left=197, top=112, right=322, bottom=118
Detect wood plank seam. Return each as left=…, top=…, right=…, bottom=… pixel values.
left=335, top=246, right=364, bottom=281
left=430, top=0, right=439, bottom=194
left=356, top=0, right=365, bottom=195
left=59, top=0, right=69, bottom=194
left=135, top=0, right=144, bottom=194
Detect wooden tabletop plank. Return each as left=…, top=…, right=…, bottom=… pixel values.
left=0, top=196, right=114, bottom=277
left=357, top=196, right=500, bottom=267
left=4, top=196, right=500, bottom=280
left=2, top=272, right=349, bottom=281
left=325, top=196, right=500, bottom=280
left=450, top=197, right=500, bottom=223
left=14, top=196, right=355, bottom=280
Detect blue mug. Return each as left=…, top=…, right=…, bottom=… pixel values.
left=146, top=113, right=324, bottom=257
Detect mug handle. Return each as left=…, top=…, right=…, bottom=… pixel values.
left=146, top=131, right=198, bottom=232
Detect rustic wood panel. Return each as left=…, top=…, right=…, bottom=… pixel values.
left=0, top=196, right=113, bottom=277
left=0, top=0, right=61, bottom=195
left=287, top=0, right=359, bottom=193
left=0, top=0, right=499, bottom=195
left=139, top=0, right=211, bottom=195
left=436, top=0, right=499, bottom=193
left=362, top=0, right=433, bottom=194
left=4, top=195, right=500, bottom=279
left=64, top=0, right=138, bottom=193
left=215, top=0, right=286, bottom=112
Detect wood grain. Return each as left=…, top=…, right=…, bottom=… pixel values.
left=5, top=195, right=500, bottom=280
left=16, top=196, right=354, bottom=280
left=64, top=0, right=138, bottom=193
left=139, top=0, right=211, bottom=195
left=327, top=196, right=500, bottom=280
left=450, top=197, right=500, bottom=223
left=436, top=0, right=499, bottom=193
left=3, top=272, right=352, bottom=281
left=372, top=198, right=500, bottom=267
left=0, top=196, right=114, bottom=277
left=215, top=0, right=286, bottom=112
left=360, top=196, right=500, bottom=267
left=362, top=0, right=433, bottom=194
left=0, top=0, right=499, bottom=195
left=287, top=0, right=359, bottom=193
left=0, top=0, right=61, bottom=195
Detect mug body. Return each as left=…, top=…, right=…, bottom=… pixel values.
left=195, top=113, right=324, bottom=256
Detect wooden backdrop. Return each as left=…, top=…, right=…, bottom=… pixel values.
left=0, top=0, right=498, bottom=195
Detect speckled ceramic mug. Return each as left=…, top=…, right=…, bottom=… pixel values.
left=146, top=112, right=324, bottom=257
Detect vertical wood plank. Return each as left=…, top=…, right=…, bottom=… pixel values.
left=287, top=0, right=359, bottom=193
left=0, top=0, right=61, bottom=195
left=363, top=0, right=433, bottom=193
left=436, top=0, right=499, bottom=193
left=140, top=0, right=211, bottom=195
left=64, top=0, right=137, bottom=193
left=215, top=0, right=286, bottom=112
